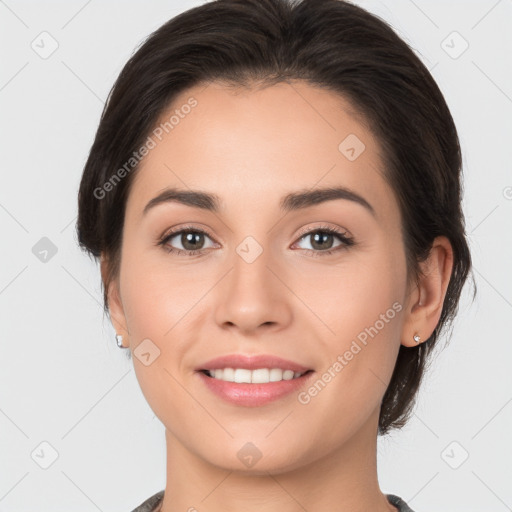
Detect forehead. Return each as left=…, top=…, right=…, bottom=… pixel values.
left=127, top=80, right=397, bottom=224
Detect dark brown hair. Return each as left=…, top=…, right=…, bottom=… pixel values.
left=76, top=0, right=474, bottom=435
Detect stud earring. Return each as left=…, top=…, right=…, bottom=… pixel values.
left=115, top=334, right=125, bottom=348
left=413, top=333, right=421, bottom=343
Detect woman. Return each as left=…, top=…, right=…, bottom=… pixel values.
left=76, top=0, right=473, bottom=510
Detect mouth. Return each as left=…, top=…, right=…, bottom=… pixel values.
left=194, top=354, right=315, bottom=406
left=199, top=368, right=314, bottom=383
left=195, top=366, right=315, bottom=407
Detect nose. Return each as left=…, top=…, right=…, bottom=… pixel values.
left=213, top=245, right=292, bottom=335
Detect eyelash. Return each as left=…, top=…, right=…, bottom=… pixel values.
left=156, top=224, right=355, bottom=258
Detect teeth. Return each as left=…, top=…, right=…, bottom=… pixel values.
left=207, top=368, right=305, bottom=383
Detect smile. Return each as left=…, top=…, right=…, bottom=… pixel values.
left=197, top=368, right=315, bottom=407
left=202, top=367, right=310, bottom=383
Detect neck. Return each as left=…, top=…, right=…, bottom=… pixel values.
left=159, top=408, right=397, bottom=512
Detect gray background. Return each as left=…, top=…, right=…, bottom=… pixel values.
left=1, top=0, right=511, bottom=510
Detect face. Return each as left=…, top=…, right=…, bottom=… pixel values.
left=108, top=80, right=413, bottom=473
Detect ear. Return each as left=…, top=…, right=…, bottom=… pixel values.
left=100, top=253, right=130, bottom=346
left=401, top=236, right=454, bottom=347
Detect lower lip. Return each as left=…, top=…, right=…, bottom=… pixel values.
left=196, top=371, right=315, bottom=407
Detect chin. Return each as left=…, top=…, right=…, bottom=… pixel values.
left=199, top=439, right=316, bottom=476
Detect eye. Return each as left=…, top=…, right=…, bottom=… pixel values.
left=157, top=225, right=217, bottom=256
left=293, top=225, right=354, bottom=256
left=156, top=224, right=355, bottom=257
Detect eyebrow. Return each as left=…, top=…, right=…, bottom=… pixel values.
left=142, top=186, right=376, bottom=218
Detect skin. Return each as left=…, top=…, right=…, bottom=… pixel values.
left=103, top=80, right=453, bottom=512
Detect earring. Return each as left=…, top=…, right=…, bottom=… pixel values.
left=115, top=334, right=125, bottom=348
left=413, top=333, right=421, bottom=343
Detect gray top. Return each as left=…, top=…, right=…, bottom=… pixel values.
left=130, top=490, right=415, bottom=511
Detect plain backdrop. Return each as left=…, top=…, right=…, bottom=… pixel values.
left=1, top=0, right=511, bottom=511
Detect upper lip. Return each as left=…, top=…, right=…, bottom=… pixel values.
left=196, top=354, right=313, bottom=373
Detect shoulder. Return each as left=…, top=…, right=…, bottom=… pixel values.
left=130, top=490, right=165, bottom=512
left=387, top=494, right=416, bottom=512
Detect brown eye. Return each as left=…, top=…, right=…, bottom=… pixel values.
left=158, top=228, right=216, bottom=255
left=308, top=231, right=336, bottom=250
left=177, top=231, right=206, bottom=251
left=293, top=226, right=354, bottom=257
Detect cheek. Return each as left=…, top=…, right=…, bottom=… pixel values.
left=299, top=243, right=406, bottom=387
left=118, top=250, right=207, bottom=421
left=298, top=251, right=405, bottom=340
left=119, top=247, right=209, bottom=343
left=294, top=257, right=405, bottom=437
